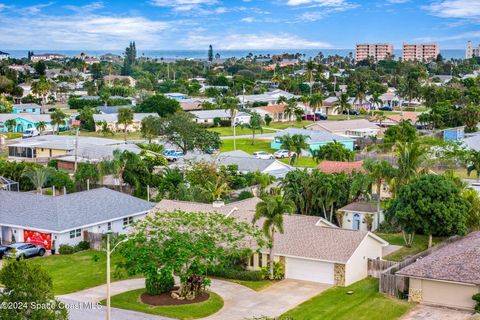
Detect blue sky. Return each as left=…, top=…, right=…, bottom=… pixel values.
left=0, top=0, right=479, bottom=50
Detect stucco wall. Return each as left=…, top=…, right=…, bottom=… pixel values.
left=409, top=278, right=479, bottom=310
left=36, top=148, right=68, bottom=158
left=342, top=211, right=384, bottom=231
left=345, top=235, right=383, bottom=286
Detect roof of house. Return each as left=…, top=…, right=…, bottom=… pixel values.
left=180, top=101, right=202, bottom=111
left=0, top=188, right=155, bottom=233
left=257, top=104, right=286, bottom=114
left=57, top=143, right=141, bottom=163
left=318, top=160, right=364, bottom=174
left=96, top=105, right=134, bottom=114
left=93, top=113, right=157, bottom=123
left=338, top=201, right=378, bottom=213
left=274, top=128, right=354, bottom=144
left=463, top=134, right=480, bottom=152
left=238, top=90, right=296, bottom=103
left=190, top=110, right=250, bottom=119
left=385, top=112, right=419, bottom=124
left=154, top=197, right=388, bottom=263
left=0, top=113, right=51, bottom=123
left=12, top=103, right=41, bottom=110
left=306, top=119, right=380, bottom=133
left=9, top=135, right=128, bottom=150
left=397, top=231, right=480, bottom=285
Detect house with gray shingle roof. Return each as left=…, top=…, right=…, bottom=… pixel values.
left=154, top=197, right=388, bottom=286
left=337, top=201, right=384, bottom=232
left=397, top=231, right=480, bottom=310
left=0, top=188, right=154, bottom=251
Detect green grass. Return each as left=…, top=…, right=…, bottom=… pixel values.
left=220, top=138, right=276, bottom=154
left=104, top=289, right=224, bottom=320
left=376, top=233, right=445, bottom=262
left=208, top=126, right=258, bottom=137
left=3, top=132, right=22, bottom=140
left=59, top=130, right=144, bottom=140
left=280, top=278, right=413, bottom=320
left=27, top=250, right=132, bottom=295
left=326, top=114, right=368, bottom=121
left=267, top=121, right=311, bottom=130
left=280, top=157, right=317, bottom=168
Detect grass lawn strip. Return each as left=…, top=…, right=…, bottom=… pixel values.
left=280, top=278, right=413, bottom=320
left=103, top=289, right=224, bottom=320
left=376, top=233, right=445, bottom=262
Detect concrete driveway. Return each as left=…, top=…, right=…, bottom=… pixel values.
left=401, top=305, right=474, bottom=320
left=59, top=277, right=330, bottom=320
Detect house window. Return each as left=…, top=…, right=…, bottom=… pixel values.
left=69, top=229, right=81, bottom=239
left=123, top=217, right=134, bottom=226
left=250, top=254, right=254, bottom=267
left=258, top=253, right=263, bottom=268
left=107, top=222, right=112, bottom=231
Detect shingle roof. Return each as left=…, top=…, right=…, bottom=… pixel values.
left=274, top=128, right=354, bottom=143
left=338, top=201, right=378, bottom=213
left=154, top=198, right=386, bottom=263
left=258, top=104, right=286, bottom=113
left=318, top=160, right=364, bottom=174
left=307, top=119, right=379, bottom=133
left=96, top=105, right=134, bottom=114
left=397, top=232, right=480, bottom=285
left=0, top=188, right=155, bottom=232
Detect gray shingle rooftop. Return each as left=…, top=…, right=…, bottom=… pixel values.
left=274, top=128, right=354, bottom=143
left=338, top=201, right=379, bottom=213
left=0, top=188, right=155, bottom=232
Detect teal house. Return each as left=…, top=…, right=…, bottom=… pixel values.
left=271, top=128, right=355, bottom=155
left=12, top=103, right=41, bottom=114
left=0, top=114, right=58, bottom=133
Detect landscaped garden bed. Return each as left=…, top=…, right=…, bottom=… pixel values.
left=141, top=286, right=210, bottom=306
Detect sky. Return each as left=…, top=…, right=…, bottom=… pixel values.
left=0, top=0, right=479, bottom=50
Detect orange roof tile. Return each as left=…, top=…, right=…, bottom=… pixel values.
left=317, top=160, right=364, bottom=174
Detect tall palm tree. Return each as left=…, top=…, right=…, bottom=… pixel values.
left=117, top=108, right=134, bottom=142
left=276, top=96, right=288, bottom=104
left=373, top=111, right=387, bottom=127
left=305, top=60, right=316, bottom=96
left=394, top=142, right=426, bottom=194
left=50, top=109, right=67, bottom=134
left=35, top=121, right=47, bottom=135
left=241, top=113, right=264, bottom=145
left=308, top=93, right=323, bottom=117
left=31, top=76, right=52, bottom=113
left=23, top=167, right=52, bottom=194
left=223, top=97, right=241, bottom=150
left=335, top=93, right=352, bottom=120
left=362, top=159, right=395, bottom=214
left=284, top=98, right=300, bottom=122
left=5, top=119, right=16, bottom=132
left=253, top=196, right=295, bottom=280
left=279, top=134, right=295, bottom=161
left=354, top=81, right=367, bottom=114
left=97, top=121, right=114, bottom=136
left=369, top=92, right=382, bottom=115
left=291, top=134, right=309, bottom=167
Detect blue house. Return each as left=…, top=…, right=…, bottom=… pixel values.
left=271, top=128, right=355, bottom=155
left=0, top=114, right=66, bottom=133
left=443, top=127, right=465, bottom=142
left=12, top=103, right=41, bottom=115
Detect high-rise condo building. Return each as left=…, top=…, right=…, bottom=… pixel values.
left=402, top=43, right=439, bottom=62
left=355, top=43, right=394, bottom=62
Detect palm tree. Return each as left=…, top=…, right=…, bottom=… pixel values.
left=335, top=93, right=352, bottom=120
left=305, top=60, right=316, bottom=96
left=354, top=81, right=367, bottom=114
left=362, top=159, right=395, bottom=214
left=117, top=108, right=134, bottom=142
left=23, top=167, right=52, bottom=194
left=373, top=111, right=387, bottom=127
left=276, top=96, right=288, bottom=104
left=223, top=97, right=241, bottom=150
left=201, top=176, right=231, bottom=201
left=284, top=98, right=300, bottom=122
left=5, top=119, right=16, bottom=132
left=467, top=150, right=480, bottom=181
left=291, top=134, right=309, bottom=167
left=279, top=134, right=295, bottom=162
left=308, top=93, right=323, bottom=117
left=99, top=149, right=128, bottom=192
left=35, top=121, right=47, bottom=135
left=50, top=109, right=67, bottom=134
left=253, top=196, right=295, bottom=280
left=242, top=113, right=264, bottom=145
left=97, top=121, right=114, bottom=136
left=394, top=142, right=426, bottom=194
left=31, top=76, right=52, bottom=113
left=369, top=92, right=382, bottom=115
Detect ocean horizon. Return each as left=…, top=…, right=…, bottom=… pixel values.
left=4, top=49, right=467, bottom=60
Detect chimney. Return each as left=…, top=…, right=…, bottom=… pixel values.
left=212, top=200, right=225, bottom=208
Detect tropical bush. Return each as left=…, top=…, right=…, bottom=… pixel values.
left=260, top=262, right=285, bottom=280
left=145, top=270, right=175, bottom=295
left=209, top=268, right=263, bottom=281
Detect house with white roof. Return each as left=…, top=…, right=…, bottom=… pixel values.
left=154, top=197, right=388, bottom=286
left=238, top=89, right=297, bottom=105
left=190, top=109, right=251, bottom=125
left=306, top=119, right=381, bottom=138
left=93, top=113, right=158, bottom=132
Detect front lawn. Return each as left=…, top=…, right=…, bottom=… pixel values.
left=279, top=157, right=317, bottom=168
left=280, top=278, right=413, bottom=320
left=27, top=250, right=131, bottom=295
left=376, top=233, right=445, bottom=262
left=267, top=121, right=311, bottom=130
left=103, top=289, right=224, bottom=320
left=208, top=126, right=256, bottom=137
left=220, top=138, right=276, bottom=154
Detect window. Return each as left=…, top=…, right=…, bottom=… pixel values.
left=107, top=222, right=112, bottom=231
left=70, top=229, right=81, bottom=239
left=249, top=254, right=254, bottom=267
left=123, top=217, right=134, bottom=226
left=258, top=253, right=263, bottom=268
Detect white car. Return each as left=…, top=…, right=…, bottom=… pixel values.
left=23, top=128, right=40, bottom=138
left=253, top=151, right=274, bottom=160
left=273, top=149, right=295, bottom=159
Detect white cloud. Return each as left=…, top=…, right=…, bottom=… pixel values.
left=179, top=32, right=332, bottom=49
left=286, top=0, right=349, bottom=6
left=241, top=17, right=255, bottom=22
left=18, top=2, right=54, bottom=15
left=423, top=0, right=480, bottom=19
left=298, top=3, right=358, bottom=21
left=415, top=30, right=480, bottom=42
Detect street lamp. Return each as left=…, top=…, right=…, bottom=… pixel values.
left=106, top=233, right=128, bottom=320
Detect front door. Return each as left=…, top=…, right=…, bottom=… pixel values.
left=353, top=214, right=361, bottom=230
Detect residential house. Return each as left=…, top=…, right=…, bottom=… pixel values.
left=379, top=91, right=401, bottom=108
left=337, top=202, right=384, bottom=232
left=12, top=103, right=41, bottom=114
left=154, top=197, right=389, bottom=285
left=178, top=98, right=213, bottom=111
left=397, top=231, right=480, bottom=310
left=100, top=53, right=122, bottom=62
left=253, top=104, right=288, bottom=122
left=0, top=114, right=58, bottom=133
left=380, top=112, right=420, bottom=127
left=271, top=128, right=355, bottom=155
left=190, top=109, right=251, bottom=125
left=318, top=160, right=364, bottom=174
left=307, top=119, right=380, bottom=138
left=238, top=89, right=297, bottom=105
left=103, top=75, right=136, bottom=87
left=30, top=53, right=65, bottom=62
left=463, top=134, right=480, bottom=152
left=0, top=188, right=154, bottom=251
left=93, top=113, right=158, bottom=132
left=96, top=105, right=134, bottom=114
left=0, top=51, right=9, bottom=61
left=164, top=92, right=189, bottom=101
left=320, top=97, right=340, bottom=115
left=18, top=83, right=32, bottom=97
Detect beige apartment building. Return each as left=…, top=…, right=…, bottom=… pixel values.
left=355, top=44, right=394, bottom=62
left=402, top=43, right=439, bottom=62
left=466, top=41, right=480, bottom=59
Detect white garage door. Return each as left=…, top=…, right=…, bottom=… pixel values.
left=285, top=257, right=334, bottom=284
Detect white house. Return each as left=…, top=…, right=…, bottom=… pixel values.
left=237, top=89, right=297, bottom=105
left=190, top=109, right=251, bottom=125
left=155, top=197, right=389, bottom=286
left=338, top=201, right=384, bottom=232
left=93, top=113, right=158, bottom=132
left=307, top=119, right=381, bottom=138
left=0, top=188, right=154, bottom=251
left=30, top=53, right=65, bottom=62
left=0, top=51, right=9, bottom=61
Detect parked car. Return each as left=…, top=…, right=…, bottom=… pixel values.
left=253, top=151, right=274, bottom=160
left=4, top=242, right=46, bottom=260
left=161, top=149, right=176, bottom=156
left=378, top=106, right=393, bottom=111
left=274, top=149, right=296, bottom=159
left=165, top=151, right=184, bottom=162
left=303, top=113, right=328, bottom=121
left=0, top=245, right=8, bottom=258
left=23, top=128, right=40, bottom=138
left=342, top=109, right=360, bottom=115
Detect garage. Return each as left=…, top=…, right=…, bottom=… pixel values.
left=285, top=257, right=334, bottom=284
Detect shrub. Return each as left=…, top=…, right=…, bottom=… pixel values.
left=58, top=245, right=76, bottom=255
left=213, top=117, right=221, bottom=127
left=377, top=220, right=400, bottom=233
left=219, top=119, right=231, bottom=127
left=145, top=270, right=175, bottom=295
left=260, top=262, right=285, bottom=280
left=76, top=241, right=90, bottom=251
left=209, top=268, right=263, bottom=281
left=237, top=191, right=254, bottom=201
left=473, top=293, right=480, bottom=312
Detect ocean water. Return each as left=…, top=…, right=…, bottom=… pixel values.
left=4, top=49, right=466, bottom=60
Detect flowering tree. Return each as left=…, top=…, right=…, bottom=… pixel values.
left=119, top=210, right=266, bottom=299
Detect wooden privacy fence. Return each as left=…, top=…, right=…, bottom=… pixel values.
left=83, top=231, right=103, bottom=250
left=367, top=258, right=396, bottom=278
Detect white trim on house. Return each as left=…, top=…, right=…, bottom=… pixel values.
left=345, top=232, right=389, bottom=265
